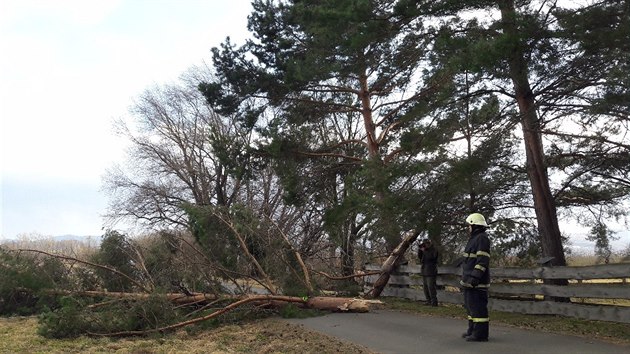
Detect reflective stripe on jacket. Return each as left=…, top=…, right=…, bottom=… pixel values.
left=462, top=228, right=491, bottom=286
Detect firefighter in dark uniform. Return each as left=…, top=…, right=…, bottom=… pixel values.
left=460, top=213, right=491, bottom=342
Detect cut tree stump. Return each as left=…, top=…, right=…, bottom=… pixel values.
left=305, top=296, right=384, bottom=312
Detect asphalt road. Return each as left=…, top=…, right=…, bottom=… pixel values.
left=286, top=309, right=629, bottom=354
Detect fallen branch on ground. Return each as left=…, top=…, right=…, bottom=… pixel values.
left=84, top=294, right=382, bottom=337
left=311, top=269, right=381, bottom=280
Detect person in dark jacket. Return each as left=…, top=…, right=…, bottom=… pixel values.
left=460, top=213, right=491, bottom=342
left=418, top=238, right=439, bottom=306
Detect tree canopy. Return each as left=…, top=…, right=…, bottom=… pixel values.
left=105, top=0, right=629, bottom=281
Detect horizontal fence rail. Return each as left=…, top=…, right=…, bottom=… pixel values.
left=363, top=263, right=630, bottom=324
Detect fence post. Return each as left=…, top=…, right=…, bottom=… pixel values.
left=538, top=256, right=571, bottom=302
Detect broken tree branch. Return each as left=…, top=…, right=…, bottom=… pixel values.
left=365, top=230, right=419, bottom=298
left=311, top=269, right=381, bottom=281
left=265, top=215, right=314, bottom=293
left=87, top=295, right=382, bottom=337
left=211, top=210, right=278, bottom=294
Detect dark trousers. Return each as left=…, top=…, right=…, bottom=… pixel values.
left=464, top=288, right=489, bottom=339
left=422, top=276, right=438, bottom=305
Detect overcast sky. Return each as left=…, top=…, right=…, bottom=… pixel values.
left=1, top=0, right=252, bottom=240
left=0, top=1, right=627, bottom=253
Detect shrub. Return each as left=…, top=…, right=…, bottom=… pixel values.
left=37, top=293, right=181, bottom=338
left=0, top=247, right=64, bottom=316
left=37, top=297, right=89, bottom=338
left=90, top=231, right=139, bottom=292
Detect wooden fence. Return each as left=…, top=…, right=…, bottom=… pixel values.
left=363, top=263, right=630, bottom=324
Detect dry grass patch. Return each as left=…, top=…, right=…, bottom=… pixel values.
left=0, top=316, right=374, bottom=354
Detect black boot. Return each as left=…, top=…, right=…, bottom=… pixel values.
left=466, top=336, right=488, bottom=342
left=462, top=320, right=473, bottom=339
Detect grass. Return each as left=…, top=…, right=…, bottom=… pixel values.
left=566, top=254, right=629, bottom=266
left=0, top=315, right=374, bottom=354
left=382, top=298, right=630, bottom=345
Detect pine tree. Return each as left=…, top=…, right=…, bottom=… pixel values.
left=200, top=0, right=629, bottom=271
left=424, top=0, right=630, bottom=266
left=201, top=0, right=454, bottom=254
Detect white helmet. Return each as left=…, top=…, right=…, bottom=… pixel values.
left=466, top=213, right=488, bottom=227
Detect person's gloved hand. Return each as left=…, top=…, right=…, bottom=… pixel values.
left=469, top=276, right=480, bottom=287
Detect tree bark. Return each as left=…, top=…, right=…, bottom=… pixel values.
left=365, top=230, right=419, bottom=298
left=358, top=71, right=400, bottom=253
left=498, top=0, right=567, bottom=269
left=341, top=221, right=360, bottom=279
left=359, top=72, right=380, bottom=159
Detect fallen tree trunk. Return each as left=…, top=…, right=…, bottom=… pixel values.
left=50, top=289, right=381, bottom=312
left=49, top=290, right=222, bottom=304
left=15, top=243, right=384, bottom=337
left=365, top=230, right=419, bottom=298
